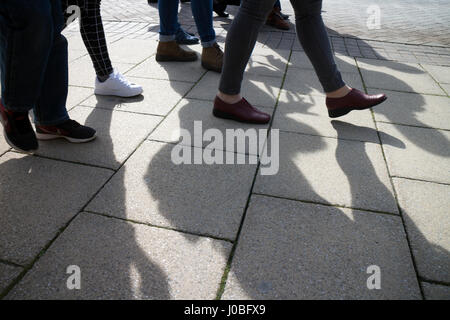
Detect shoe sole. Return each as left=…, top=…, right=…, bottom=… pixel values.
left=328, top=96, right=388, bottom=118
left=94, top=88, right=143, bottom=98
left=36, top=132, right=97, bottom=143
left=156, top=54, right=198, bottom=62
left=201, top=61, right=222, bottom=73
left=212, top=108, right=270, bottom=124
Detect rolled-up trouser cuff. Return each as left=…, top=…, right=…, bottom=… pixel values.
left=33, top=113, right=70, bottom=126
left=159, top=34, right=176, bottom=42
left=201, top=39, right=216, bottom=48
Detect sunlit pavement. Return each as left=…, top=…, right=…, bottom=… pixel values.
left=1, top=0, right=449, bottom=300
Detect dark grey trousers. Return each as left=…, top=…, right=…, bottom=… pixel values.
left=219, top=0, right=345, bottom=94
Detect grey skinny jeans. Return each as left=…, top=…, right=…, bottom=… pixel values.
left=219, top=0, right=345, bottom=95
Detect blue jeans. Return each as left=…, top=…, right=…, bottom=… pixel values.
left=158, top=0, right=216, bottom=47
left=0, top=0, right=69, bottom=125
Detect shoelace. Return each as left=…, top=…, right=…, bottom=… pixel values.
left=114, top=71, right=134, bottom=87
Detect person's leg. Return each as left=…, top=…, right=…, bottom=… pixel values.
left=290, top=0, right=345, bottom=94
left=71, top=0, right=142, bottom=97
left=190, top=0, right=216, bottom=47
left=34, top=0, right=96, bottom=142
left=291, top=0, right=386, bottom=117
left=0, top=0, right=56, bottom=113
left=78, top=0, right=113, bottom=80
left=190, top=0, right=224, bottom=72
left=158, top=0, right=180, bottom=43
left=0, top=0, right=58, bottom=151
left=33, top=0, right=70, bottom=126
left=218, top=0, right=276, bottom=96
left=213, top=0, right=275, bottom=124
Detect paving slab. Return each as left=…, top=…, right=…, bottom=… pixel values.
left=69, top=56, right=135, bottom=88
left=245, top=48, right=290, bottom=78
left=0, top=263, right=22, bottom=293
left=371, top=90, right=450, bottom=130
left=440, top=83, right=450, bottom=96
left=126, top=54, right=206, bottom=83
left=254, top=131, right=399, bottom=214
left=0, top=152, right=112, bottom=265
left=422, top=282, right=450, bottom=300
left=66, top=86, right=94, bottom=111
left=149, top=98, right=272, bottom=155
left=81, top=77, right=192, bottom=116
left=378, top=123, right=450, bottom=184
left=393, top=178, right=450, bottom=283
left=187, top=72, right=283, bottom=108
left=273, top=90, right=378, bottom=142
left=289, top=52, right=359, bottom=74
left=283, top=68, right=364, bottom=97
left=35, top=106, right=161, bottom=170
left=421, top=64, right=450, bottom=84
left=107, top=38, right=158, bottom=64
left=87, top=141, right=257, bottom=240
left=0, top=131, right=10, bottom=155
left=6, top=213, right=231, bottom=299
left=357, top=59, right=445, bottom=95
left=222, top=195, right=420, bottom=299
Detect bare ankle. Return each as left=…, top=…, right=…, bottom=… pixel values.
left=217, top=91, right=242, bottom=104
left=326, top=85, right=352, bottom=98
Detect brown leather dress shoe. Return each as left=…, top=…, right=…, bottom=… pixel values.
left=326, top=88, right=387, bottom=118
left=266, top=8, right=290, bottom=31
left=156, top=41, right=198, bottom=62
left=202, top=43, right=224, bottom=73
left=213, top=96, right=271, bottom=124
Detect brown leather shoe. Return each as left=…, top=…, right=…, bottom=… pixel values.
left=266, top=8, right=290, bottom=31
left=156, top=41, right=198, bottom=62
left=213, top=96, right=271, bottom=124
left=202, top=43, right=223, bottom=73
left=326, top=88, right=387, bottom=118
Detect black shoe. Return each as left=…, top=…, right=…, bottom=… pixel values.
left=148, top=0, right=158, bottom=3
left=280, top=12, right=289, bottom=20
left=35, top=119, right=96, bottom=143
left=0, top=101, right=38, bottom=153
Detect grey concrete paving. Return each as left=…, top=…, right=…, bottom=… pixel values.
left=222, top=195, right=420, bottom=300
left=0, top=263, right=22, bottom=293
left=35, top=106, right=162, bottom=170
left=371, top=90, right=450, bottom=130
left=254, top=131, right=399, bottom=214
left=393, top=178, right=450, bottom=283
left=82, top=77, right=194, bottom=116
left=273, top=91, right=378, bottom=142
left=422, top=282, right=450, bottom=300
left=6, top=213, right=231, bottom=300
left=148, top=98, right=272, bottom=155
left=0, top=153, right=112, bottom=265
left=1, top=0, right=449, bottom=300
left=378, top=123, right=450, bottom=184
left=86, top=141, right=257, bottom=240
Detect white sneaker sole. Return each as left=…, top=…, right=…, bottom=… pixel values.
left=36, top=132, right=97, bottom=143
left=94, top=87, right=143, bottom=98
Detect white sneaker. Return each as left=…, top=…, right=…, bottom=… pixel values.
left=94, top=70, right=143, bottom=97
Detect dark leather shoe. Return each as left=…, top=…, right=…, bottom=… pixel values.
left=326, top=88, right=387, bottom=118
left=213, top=96, right=271, bottom=124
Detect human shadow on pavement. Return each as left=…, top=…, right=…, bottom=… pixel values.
left=137, top=35, right=449, bottom=299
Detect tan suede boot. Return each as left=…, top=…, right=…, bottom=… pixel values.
left=201, top=43, right=223, bottom=73
left=156, top=41, right=198, bottom=62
